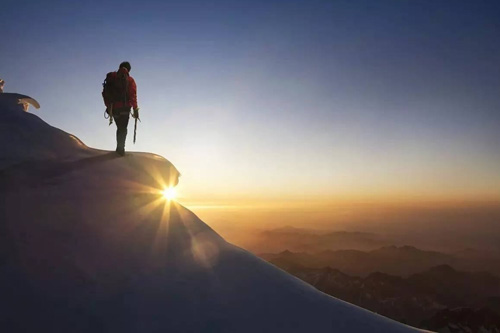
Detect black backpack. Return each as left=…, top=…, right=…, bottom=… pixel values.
left=102, top=71, right=129, bottom=109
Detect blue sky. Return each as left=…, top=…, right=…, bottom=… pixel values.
left=2, top=0, right=500, bottom=203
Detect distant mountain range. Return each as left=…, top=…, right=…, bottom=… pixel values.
left=270, top=263, right=500, bottom=330
left=260, top=245, right=500, bottom=277
left=243, top=226, right=500, bottom=259
left=246, top=227, right=393, bottom=253
left=257, top=234, right=500, bottom=331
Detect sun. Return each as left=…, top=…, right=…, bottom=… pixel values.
left=162, top=187, right=177, bottom=201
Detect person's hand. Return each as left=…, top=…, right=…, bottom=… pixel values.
left=133, top=108, right=140, bottom=119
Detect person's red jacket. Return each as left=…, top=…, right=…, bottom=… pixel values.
left=102, top=67, right=138, bottom=110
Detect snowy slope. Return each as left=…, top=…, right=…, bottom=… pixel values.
left=0, top=94, right=426, bottom=332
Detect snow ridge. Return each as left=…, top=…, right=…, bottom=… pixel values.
left=0, top=94, right=425, bottom=332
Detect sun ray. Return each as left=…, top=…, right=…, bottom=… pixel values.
left=151, top=199, right=172, bottom=257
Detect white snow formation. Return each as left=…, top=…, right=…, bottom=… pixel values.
left=0, top=93, right=427, bottom=332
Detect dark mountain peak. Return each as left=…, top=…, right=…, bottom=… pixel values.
left=374, top=245, right=444, bottom=257
left=373, top=245, right=398, bottom=253
left=365, top=271, right=403, bottom=283
left=280, top=249, right=295, bottom=256
left=400, top=245, right=419, bottom=251
left=427, top=264, right=457, bottom=275
left=320, top=266, right=347, bottom=275
left=380, top=245, right=418, bottom=252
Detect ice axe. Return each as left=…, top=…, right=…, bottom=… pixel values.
left=133, top=108, right=140, bottom=144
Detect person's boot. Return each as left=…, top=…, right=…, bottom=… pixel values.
left=116, top=147, right=125, bottom=156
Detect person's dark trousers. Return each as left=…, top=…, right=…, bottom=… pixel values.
left=113, top=107, right=130, bottom=155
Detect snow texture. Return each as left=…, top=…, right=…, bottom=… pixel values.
left=0, top=93, right=427, bottom=332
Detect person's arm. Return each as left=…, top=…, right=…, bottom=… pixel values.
left=129, top=77, right=138, bottom=110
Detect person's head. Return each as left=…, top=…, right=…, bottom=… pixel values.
left=119, top=61, right=131, bottom=72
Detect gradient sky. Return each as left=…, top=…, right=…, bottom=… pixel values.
left=2, top=0, right=500, bottom=204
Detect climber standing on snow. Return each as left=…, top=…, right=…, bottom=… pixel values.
left=102, top=61, right=140, bottom=156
